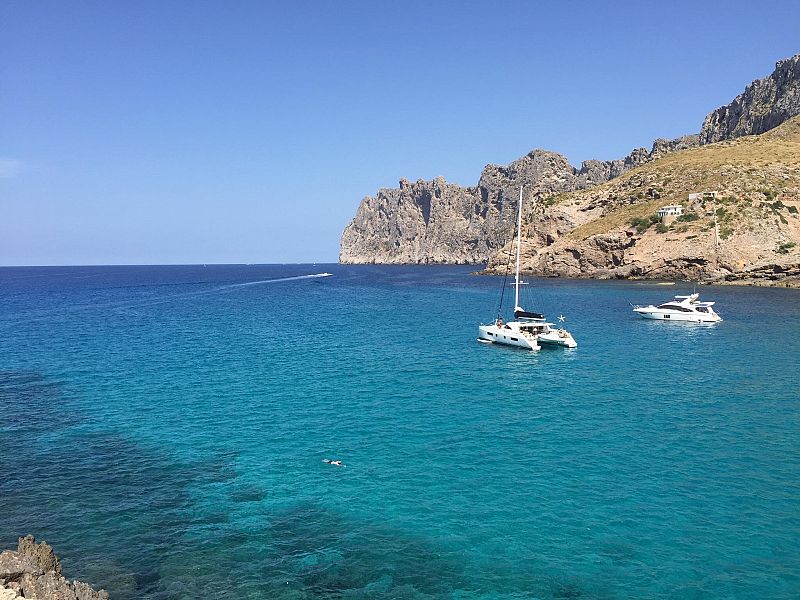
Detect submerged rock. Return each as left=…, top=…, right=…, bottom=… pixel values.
left=0, top=536, right=107, bottom=600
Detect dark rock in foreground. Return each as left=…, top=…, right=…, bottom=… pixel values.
left=0, top=536, right=107, bottom=600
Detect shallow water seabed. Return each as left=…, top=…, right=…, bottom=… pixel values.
left=1, top=264, right=799, bottom=599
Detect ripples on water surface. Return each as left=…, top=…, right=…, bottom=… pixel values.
left=1, top=265, right=799, bottom=599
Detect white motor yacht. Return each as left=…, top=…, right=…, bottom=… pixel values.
left=478, top=187, right=577, bottom=350
left=632, top=292, right=722, bottom=323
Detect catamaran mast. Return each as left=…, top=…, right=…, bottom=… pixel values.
left=514, top=186, right=523, bottom=311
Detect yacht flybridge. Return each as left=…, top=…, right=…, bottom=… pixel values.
left=478, top=187, right=577, bottom=350
left=632, top=293, right=722, bottom=323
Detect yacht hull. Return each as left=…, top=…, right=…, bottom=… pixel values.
left=633, top=309, right=721, bottom=323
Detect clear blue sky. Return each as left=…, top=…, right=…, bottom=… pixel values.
left=2, top=1, right=798, bottom=265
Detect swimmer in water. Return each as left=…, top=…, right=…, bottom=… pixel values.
left=322, top=459, right=345, bottom=467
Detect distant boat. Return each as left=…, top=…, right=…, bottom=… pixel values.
left=632, top=293, right=722, bottom=322
left=478, top=187, right=577, bottom=350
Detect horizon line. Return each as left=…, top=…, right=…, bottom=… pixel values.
left=0, top=262, right=341, bottom=268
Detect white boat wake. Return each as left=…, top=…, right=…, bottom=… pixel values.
left=0, top=273, right=334, bottom=331
left=222, top=273, right=332, bottom=288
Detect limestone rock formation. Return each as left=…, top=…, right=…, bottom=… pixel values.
left=0, top=536, right=107, bottom=600
left=340, top=138, right=697, bottom=264
left=650, top=134, right=702, bottom=159
left=16, top=538, right=61, bottom=577
left=700, top=54, right=800, bottom=144
left=339, top=176, right=487, bottom=265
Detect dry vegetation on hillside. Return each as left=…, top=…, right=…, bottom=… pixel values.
left=488, top=116, right=800, bottom=286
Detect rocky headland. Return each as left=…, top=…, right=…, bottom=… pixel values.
left=339, top=135, right=700, bottom=265
left=339, top=54, right=800, bottom=286
left=0, top=536, right=107, bottom=600
left=485, top=116, right=800, bottom=286
left=701, top=54, right=800, bottom=143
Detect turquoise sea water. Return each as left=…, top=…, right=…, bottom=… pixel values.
left=1, top=264, right=799, bottom=599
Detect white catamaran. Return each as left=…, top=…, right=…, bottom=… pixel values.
left=478, top=187, right=577, bottom=350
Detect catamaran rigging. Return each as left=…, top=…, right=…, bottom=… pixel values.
left=478, top=187, right=577, bottom=350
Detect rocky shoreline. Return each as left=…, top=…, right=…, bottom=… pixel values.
left=0, top=536, right=107, bottom=600
left=475, top=267, right=800, bottom=289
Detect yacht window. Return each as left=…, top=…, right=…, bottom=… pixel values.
left=697, top=306, right=708, bottom=312
left=657, top=304, right=692, bottom=312
left=510, top=337, right=518, bottom=341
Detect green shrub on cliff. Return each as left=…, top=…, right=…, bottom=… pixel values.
left=629, top=214, right=660, bottom=233
left=543, top=195, right=558, bottom=206
left=760, top=188, right=777, bottom=201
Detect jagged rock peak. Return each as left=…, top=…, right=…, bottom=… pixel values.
left=16, top=536, right=61, bottom=577
left=700, top=54, right=800, bottom=144
left=339, top=176, right=494, bottom=265
left=650, top=134, right=701, bottom=158
left=477, top=149, right=584, bottom=203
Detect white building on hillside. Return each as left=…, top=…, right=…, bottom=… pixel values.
left=657, top=205, right=684, bottom=218
left=688, top=191, right=718, bottom=201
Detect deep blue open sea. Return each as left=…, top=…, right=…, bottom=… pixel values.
left=1, top=264, right=799, bottom=599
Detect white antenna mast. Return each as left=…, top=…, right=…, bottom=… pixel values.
left=514, top=186, right=523, bottom=312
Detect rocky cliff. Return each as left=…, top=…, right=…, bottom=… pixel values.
left=340, top=53, right=800, bottom=284
left=340, top=137, right=698, bottom=264
left=485, top=115, right=800, bottom=287
left=700, top=54, right=800, bottom=144
left=0, top=536, right=107, bottom=599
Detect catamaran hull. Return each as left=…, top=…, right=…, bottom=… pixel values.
left=537, top=331, right=578, bottom=348
left=478, top=325, right=540, bottom=350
